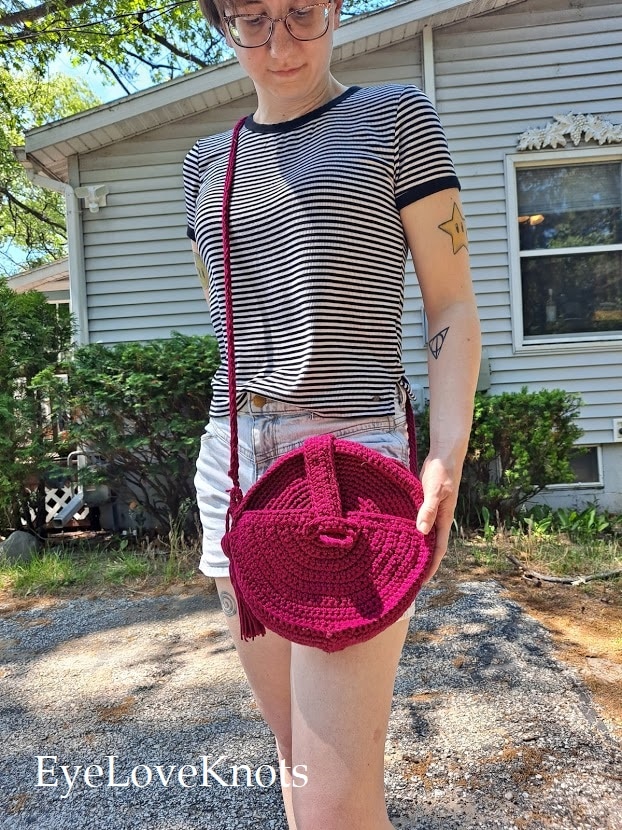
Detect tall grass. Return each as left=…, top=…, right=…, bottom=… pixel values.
left=0, top=535, right=201, bottom=597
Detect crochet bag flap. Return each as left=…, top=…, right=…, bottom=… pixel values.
left=221, top=432, right=436, bottom=653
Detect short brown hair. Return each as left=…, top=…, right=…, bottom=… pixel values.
left=198, top=0, right=226, bottom=34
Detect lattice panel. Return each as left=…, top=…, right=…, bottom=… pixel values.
left=45, top=486, right=90, bottom=524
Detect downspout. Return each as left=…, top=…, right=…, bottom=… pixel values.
left=18, top=153, right=90, bottom=345
left=422, top=23, right=437, bottom=108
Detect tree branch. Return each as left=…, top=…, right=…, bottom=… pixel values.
left=0, top=187, right=67, bottom=235
left=136, top=14, right=208, bottom=68
left=84, top=52, right=131, bottom=94
left=117, top=46, right=181, bottom=72
left=0, top=0, right=89, bottom=27
left=0, top=0, right=194, bottom=28
left=505, top=553, right=622, bottom=587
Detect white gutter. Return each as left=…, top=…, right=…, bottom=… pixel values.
left=16, top=150, right=89, bottom=345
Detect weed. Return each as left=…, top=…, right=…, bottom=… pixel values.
left=4, top=551, right=95, bottom=595
left=103, top=553, right=151, bottom=584
left=520, top=503, right=616, bottom=542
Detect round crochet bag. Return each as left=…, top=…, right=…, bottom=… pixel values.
left=222, top=432, right=435, bottom=652
left=219, top=118, right=436, bottom=652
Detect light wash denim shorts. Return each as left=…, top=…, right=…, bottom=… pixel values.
left=194, top=390, right=417, bottom=620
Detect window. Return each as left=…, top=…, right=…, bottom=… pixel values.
left=568, top=446, right=601, bottom=486
left=547, top=446, right=602, bottom=489
left=508, top=151, right=622, bottom=348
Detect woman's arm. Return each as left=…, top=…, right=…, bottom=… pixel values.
left=400, top=187, right=481, bottom=580
left=191, top=241, right=211, bottom=303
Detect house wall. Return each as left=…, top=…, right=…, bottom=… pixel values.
left=434, top=0, right=622, bottom=511
left=77, top=0, right=622, bottom=512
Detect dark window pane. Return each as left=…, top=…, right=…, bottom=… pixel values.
left=56, top=303, right=71, bottom=322
left=517, top=163, right=622, bottom=250
left=521, top=251, right=622, bottom=336
left=569, top=447, right=600, bottom=484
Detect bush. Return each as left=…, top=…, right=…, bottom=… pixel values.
left=0, top=279, right=72, bottom=533
left=416, top=387, right=583, bottom=528
left=34, top=333, right=220, bottom=533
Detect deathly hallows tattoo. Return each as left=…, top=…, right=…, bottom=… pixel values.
left=428, top=326, right=450, bottom=359
left=438, top=203, right=468, bottom=254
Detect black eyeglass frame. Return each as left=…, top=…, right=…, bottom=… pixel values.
left=223, top=2, right=332, bottom=48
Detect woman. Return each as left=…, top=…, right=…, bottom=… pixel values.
left=184, top=0, right=481, bottom=826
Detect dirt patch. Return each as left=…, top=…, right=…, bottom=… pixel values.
left=498, top=573, right=622, bottom=734
left=418, top=556, right=622, bottom=736
left=95, top=694, right=139, bottom=723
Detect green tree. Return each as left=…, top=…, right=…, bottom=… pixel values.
left=0, top=68, right=99, bottom=275
left=34, top=333, right=220, bottom=533
left=1, top=0, right=389, bottom=269
left=0, top=0, right=225, bottom=90
left=416, top=388, right=584, bottom=528
left=0, top=277, right=73, bottom=532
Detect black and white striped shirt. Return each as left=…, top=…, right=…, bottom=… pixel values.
left=183, top=84, right=460, bottom=417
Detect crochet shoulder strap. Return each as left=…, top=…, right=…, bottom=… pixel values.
left=220, top=116, right=419, bottom=500
left=221, top=116, right=246, bottom=509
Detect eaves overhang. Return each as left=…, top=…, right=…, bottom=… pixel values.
left=7, top=258, right=70, bottom=293
left=24, top=0, right=527, bottom=180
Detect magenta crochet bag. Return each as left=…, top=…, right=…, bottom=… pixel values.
left=220, top=118, right=435, bottom=652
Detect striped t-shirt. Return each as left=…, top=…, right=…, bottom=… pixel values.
left=183, top=84, right=460, bottom=417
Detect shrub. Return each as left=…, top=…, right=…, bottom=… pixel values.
left=416, top=387, right=583, bottom=528
left=0, top=279, right=72, bottom=533
left=34, top=333, right=220, bottom=533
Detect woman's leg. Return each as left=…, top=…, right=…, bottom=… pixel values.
left=290, top=618, right=409, bottom=830
left=215, top=576, right=297, bottom=830
left=216, top=576, right=408, bottom=830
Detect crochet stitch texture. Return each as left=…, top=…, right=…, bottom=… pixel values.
left=222, top=432, right=435, bottom=651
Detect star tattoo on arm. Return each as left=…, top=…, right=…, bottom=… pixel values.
left=439, top=203, right=468, bottom=254
left=428, top=326, right=449, bottom=359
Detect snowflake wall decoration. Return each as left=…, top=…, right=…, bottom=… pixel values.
left=517, top=113, right=622, bottom=151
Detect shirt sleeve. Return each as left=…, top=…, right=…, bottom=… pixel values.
left=394, top=86, right=460, bottom=211
left=182, top=141, right=202, bottom=242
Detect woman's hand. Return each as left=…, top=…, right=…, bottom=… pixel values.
left=416, top=454, right=461, bottom=583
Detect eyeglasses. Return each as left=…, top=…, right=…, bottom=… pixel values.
left=224, top=3, right=332, bottom=48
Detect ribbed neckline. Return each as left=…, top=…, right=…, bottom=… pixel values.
left=244, top=86, right=360, bottom=134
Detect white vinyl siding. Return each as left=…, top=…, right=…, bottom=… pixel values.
left=434, top=0, right=622, bottom=445
left=80, top=103, right=256, bottom=342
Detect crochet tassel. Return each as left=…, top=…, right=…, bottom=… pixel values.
left=229, top=560, right=266, bottom=641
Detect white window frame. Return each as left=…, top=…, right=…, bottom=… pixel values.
left=545, top=444, right=603, bottom=490
left=506, top=146, right=622, bottom=354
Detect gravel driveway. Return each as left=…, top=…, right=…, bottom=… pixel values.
left=1, top=579, right=620, bottom=830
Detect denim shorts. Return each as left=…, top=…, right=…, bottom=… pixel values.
left=194, top=390, right=417, bottom=620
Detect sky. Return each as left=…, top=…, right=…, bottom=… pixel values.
left=50, top=50, right=155, bottom=105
